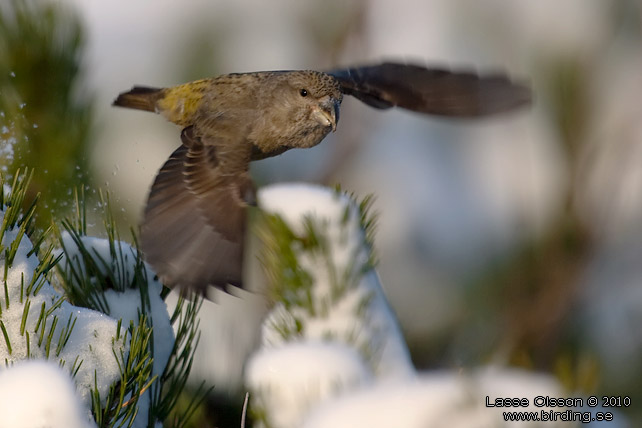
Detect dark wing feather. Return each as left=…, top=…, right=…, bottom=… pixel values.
left=327, top=62, right=531, bottom=117
left=141, top=126, right=253, bottom=294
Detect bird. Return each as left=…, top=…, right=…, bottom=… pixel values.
left=113, top=62, right=531, bottom=294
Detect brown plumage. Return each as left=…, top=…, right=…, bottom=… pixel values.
left=113, top=62, right=531, bottom=294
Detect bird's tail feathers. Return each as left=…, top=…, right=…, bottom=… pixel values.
left=113, top=86, right=164, bottom=112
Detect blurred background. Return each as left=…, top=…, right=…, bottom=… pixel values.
left=1, top=0, right=641, bottom=425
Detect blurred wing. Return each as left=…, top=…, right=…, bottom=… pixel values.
left=327, top=62, right=531, bottom=117
left=141, top=126, right=254, bottom=294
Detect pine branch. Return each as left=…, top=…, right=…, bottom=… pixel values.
left=54, top=188, right=206, bottom=427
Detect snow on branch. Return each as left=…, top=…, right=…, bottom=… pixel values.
left=246, top=183, right=414, bottom=428
left=0, top=172, right=205, bottom=428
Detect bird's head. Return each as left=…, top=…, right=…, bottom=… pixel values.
left=261, top=70, right=343, bottom=149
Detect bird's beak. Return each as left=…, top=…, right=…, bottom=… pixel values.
left=312, top=98, right=340, bottom=132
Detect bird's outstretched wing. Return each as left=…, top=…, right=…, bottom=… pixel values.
left=327, top=62, right=531, bottom=117
left=141, top=126, right=254, bottom=294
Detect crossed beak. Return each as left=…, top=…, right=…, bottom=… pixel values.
left=312, top=98, right=340, bottom=132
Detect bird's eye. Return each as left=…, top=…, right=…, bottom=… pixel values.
left=299, top=88, right=308, bottom=97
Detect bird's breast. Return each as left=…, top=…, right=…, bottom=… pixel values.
left=247, top=113, right=331, bottom=157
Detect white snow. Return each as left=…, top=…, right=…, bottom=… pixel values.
left=57, top=232, right=174, bottom=377
left=0, top=218, right=125, bottom=409
left=258, top=183, right=353, bottom=232
left=246, top=341, right=373, bottom=428
left=0, top=360, right=96, bottom=428
left=302, top=368, right=571, bottom=428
